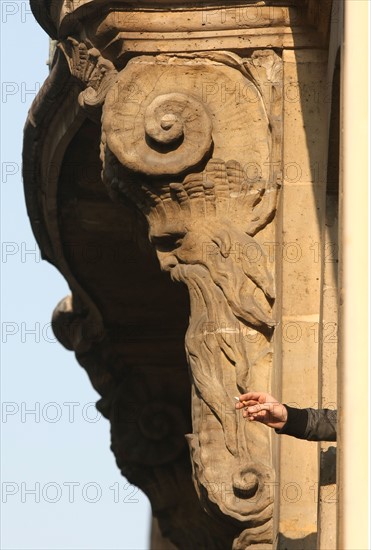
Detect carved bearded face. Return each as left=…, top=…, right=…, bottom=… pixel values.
left=150, top=218, right=212, bottom=277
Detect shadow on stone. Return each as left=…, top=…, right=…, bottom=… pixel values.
left=278, top=532, right=318, bottom=550
left=320, top=446, right=337, bottom=486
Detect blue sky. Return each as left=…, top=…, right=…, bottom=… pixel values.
left=1, top=3, right=151, bottom=549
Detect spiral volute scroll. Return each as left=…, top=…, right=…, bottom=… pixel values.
left=103, top=75, right=213, bottom=176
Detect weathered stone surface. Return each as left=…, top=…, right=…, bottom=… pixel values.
left=24, top=1, right=339, bottom=548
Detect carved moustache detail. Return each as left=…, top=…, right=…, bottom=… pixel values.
left=165, top=235, right=274, bottom=331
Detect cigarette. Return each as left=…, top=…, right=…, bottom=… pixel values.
left=234, top=396, right=240, bottom=401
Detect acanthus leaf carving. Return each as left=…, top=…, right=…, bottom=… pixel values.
left=58, top=37, right=118, bottom=120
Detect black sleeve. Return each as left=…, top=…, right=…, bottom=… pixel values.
left=303, top=408, right=337, bottom=442
left=275, top=405, right=309, bottom=439
left=275, top=406, right=337, bottom=442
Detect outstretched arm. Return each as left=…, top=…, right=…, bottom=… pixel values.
left=235, top=391, right=288, bottom=430
left=235, top=391, right=337, bottom=441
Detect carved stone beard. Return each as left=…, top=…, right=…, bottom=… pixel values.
left=169, top=256, right=271, bottom=447
left=149, top=220, right=275, bottom=529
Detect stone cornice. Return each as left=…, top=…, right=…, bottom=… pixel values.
left=31, top=1, right=331, bottom=48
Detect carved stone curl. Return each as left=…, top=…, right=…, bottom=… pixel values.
left=105, top=90, right=213, bottom=175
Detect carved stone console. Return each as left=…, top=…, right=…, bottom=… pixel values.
left=24, top=2, right=337, bottom=548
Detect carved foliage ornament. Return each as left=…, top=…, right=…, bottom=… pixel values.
left=58, top=37, right=118, bottom=116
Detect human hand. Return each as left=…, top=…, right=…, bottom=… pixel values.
left=235, top=391, right=288, bottom=430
